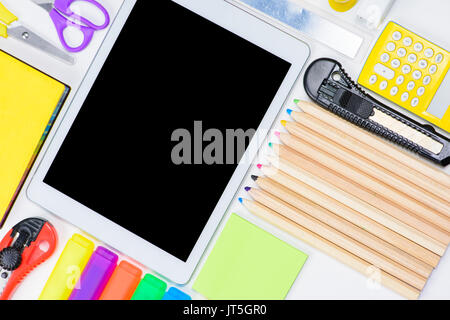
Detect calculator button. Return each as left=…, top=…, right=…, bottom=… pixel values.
left=412, top=70, right=422, bottom=80
left=418, top=59, right=428, bottom=69
left=379, top=80, right=388, bottom=90
left=423, top=76, right=431, bottom=85
left=369, top=75, right=378, bottom=84
left=386, top=42, right=396, bottom=52
left=402, top=64, right=412, bottom=74
left=411, top=97, right=419, bottom=107
left=407, top=81, right=415, bottom=91
left=390, top=86, right=399, bottom=96
left=380, top=53, right=390, bottom=63
left=435, top=53, right=443, bottom=63
left=424, top=48, right=434, bottom=58
left=417, top=87, right=425, bottom=96
left=403, top=37, right=412, bottom=46
left=374, top=63, right=395, bottom=80
left=413, top=42, right=423, bottom=52
left=396, top=75, right=405, bottom=85
left=401, top=92, right=409, bottom=102
left=391, top=59, right=401, bottom=68
left=392, top=31, right=402, bottom=41
left=407, top=53, right=417, bottom=63
left=429, top=64, right=437, bottom=74
left=397, top=48, right=406, bottom=57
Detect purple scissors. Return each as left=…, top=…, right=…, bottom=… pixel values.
left=32, top=0, right=110, bottom=52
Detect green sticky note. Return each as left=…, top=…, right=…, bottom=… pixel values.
left=131, top=274, right=167, bottom=300
left=193, top=214, right=308, bottom=300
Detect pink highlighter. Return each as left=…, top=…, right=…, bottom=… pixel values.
left=69, top=246, right=118, bottom=300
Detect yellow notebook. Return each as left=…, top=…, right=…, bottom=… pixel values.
left=0, top=50, right=69, bottom=226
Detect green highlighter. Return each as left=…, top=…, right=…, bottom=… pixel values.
left=131, top=274, right=167, bottom=300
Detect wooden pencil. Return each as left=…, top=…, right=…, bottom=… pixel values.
left=280, top=121, right=450, bottom=213
left=269, top=143, right=450, bottom=244
left=240, top=198, right=420, bottom=300
left=288, top=109, right=450, bottom=202
left=295, top=100, right=450, bottom=189
left=258, top=164, right=448, bottom=250
left=246, top=188, right=427, bottom=290
left=251, top=176, right=434, bottom=278
left=277, top=129, right=450, bottom=224
left=265, top=153, right=445, bottom=260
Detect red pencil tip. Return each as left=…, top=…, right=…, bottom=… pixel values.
left=256, top=164, right=262, bottom=169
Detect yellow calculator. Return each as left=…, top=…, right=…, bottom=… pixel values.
left=359, top=22, right=450, bottom=133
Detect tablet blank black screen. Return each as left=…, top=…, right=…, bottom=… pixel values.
left=44, top=1, right=291, bottom=261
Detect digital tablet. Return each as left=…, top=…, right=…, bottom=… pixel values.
left=27, top=0, right=310, bottom=284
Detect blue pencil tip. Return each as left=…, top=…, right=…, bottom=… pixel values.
left=286, top=109, right=293, bottom=115
left=238, top=197, right=243, bottom=203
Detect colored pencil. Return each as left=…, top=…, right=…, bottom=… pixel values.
left=280, top=120, right=450, bottom=217
left=276, top=129, right=450, bottom=229
left=245, top=188, right=427, bottom=290
left=294, top=100, right=450, bottom=189
left=265, top=153, right=445, bottom=260
left=282, top=122, right=450, bottom=215
left=251, top=175, right=434, bottom=278
left=256, top=165, right=447, bottom=253
left=239, top=198, right=420, bottom=300
left=261, top=151, right=450, bottom=246
left=287, top=108, right=450, bottom=202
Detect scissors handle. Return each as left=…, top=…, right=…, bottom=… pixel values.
left=54, top=0, right=110, bottom=30
left=50, top=9, right=94, bottom=52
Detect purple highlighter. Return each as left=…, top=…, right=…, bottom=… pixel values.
left=69, top=246, right=118, bottom=300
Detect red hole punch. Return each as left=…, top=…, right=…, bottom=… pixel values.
left=0, top=217, right=57, bottom=300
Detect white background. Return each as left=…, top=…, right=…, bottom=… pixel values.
left=1, top=0, right=449, bottom=299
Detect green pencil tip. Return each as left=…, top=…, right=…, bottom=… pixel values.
left=293, top=99, right=300, bottom=104
left=268, top=142, right=273, bottom=148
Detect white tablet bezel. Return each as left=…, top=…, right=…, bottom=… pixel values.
left=27, top=0, right=310, bottom=284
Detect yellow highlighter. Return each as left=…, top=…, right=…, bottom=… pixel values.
left=39, top=234, right=95, bottom=300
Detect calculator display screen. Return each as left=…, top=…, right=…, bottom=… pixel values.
left=426, top=70, right=450, bottom=119
left=43, top=1, right=291, bottom=261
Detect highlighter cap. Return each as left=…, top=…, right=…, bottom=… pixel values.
left=162, top=287, right=191, bottom=300
left=69, top=246, right=118, bottom=300
left=131, top=274, right=167, bottom=300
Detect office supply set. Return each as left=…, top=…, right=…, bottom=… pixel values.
left=1, top=0, right=450, bottom=301
left=239, top=98, right=450, bottom=299
left=235, top=4, right=450, bottom=299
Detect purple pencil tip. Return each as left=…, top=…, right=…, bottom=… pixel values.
left=244, top=186, right=251, bottom=192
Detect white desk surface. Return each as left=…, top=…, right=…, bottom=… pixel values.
left=2, top=0, right=450, bottom=300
